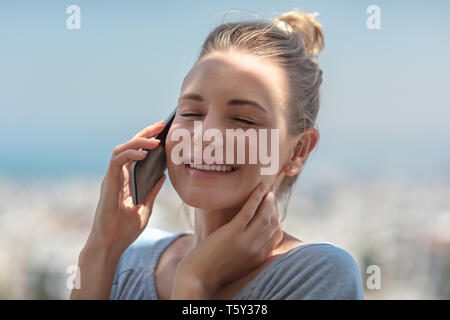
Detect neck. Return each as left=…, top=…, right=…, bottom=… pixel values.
left=192, top=207, right=239, bottom=246
left=188, top=203, right=285, bottom=258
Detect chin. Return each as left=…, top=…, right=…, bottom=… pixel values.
left=179, top=190, right=236, bottom=210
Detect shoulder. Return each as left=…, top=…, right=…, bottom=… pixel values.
left=109, top=227, right=187, bottom=299
left=290, top=242, right=361, bottom=272
left=253, top=243, right=365, bottom=300
left=117, top=227, right=178, bottom=269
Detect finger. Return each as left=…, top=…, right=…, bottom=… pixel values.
left=246, top=189, right=275, bottom=234
left=253, top=206, right=281, bottom=246
left=231, top=182, right=271, bottom=229
left=138, top=173, right=166, bottom=226
left=124, top=159, right=132, bottom=172
left=108, top=149, right=148, bottom=178
left=113, top=137, right=161, bottom=157
left=123, top=159, right=134, bottom=196
left=132, top=120, right=165, bottom=140
left=260, top=227, right=284, bottom=259
left=122, top=164, right=131, bottom=199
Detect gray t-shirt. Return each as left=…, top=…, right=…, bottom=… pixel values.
left=110, top=227, right=364, bottom=300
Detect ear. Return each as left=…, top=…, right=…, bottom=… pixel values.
left=283, top=128, right=318, bottom=176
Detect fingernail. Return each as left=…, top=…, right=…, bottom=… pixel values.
left=157, top=120, right=165, bottom=126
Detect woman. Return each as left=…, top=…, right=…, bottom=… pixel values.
left=71, top=10, right=364, bottom=300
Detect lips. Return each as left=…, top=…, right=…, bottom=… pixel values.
left=182, top=157, right=241, bottom=170
left=183, top=162, right=240, bottom=180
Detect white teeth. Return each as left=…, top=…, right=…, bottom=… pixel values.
left=188, top=163, right=236, bottom=172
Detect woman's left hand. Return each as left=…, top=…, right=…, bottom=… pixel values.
left=171, top=182, right=283, bottom=299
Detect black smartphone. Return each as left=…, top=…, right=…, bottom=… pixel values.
left=130, top=106, right=177, bottom=206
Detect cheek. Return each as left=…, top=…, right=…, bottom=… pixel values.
left=165, top=140, right=184, bottom=187
left=165, top=129, right=185, bottom=189
left=249, top=129, right=283, bottom=176
left=165, top=139, right=176, bottom=165
left=165, top=125, right=189, bottom=166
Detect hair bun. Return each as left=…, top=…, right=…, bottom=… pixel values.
left=273, top=11, right=324, bottom=60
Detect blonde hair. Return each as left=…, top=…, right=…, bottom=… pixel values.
left=178, top=10, right=324, bottom=227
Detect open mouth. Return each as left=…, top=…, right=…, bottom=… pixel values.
left=183, top=163, right=240, bottom=173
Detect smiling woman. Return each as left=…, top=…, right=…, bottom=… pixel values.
left=71, top=9, right=364, bottom=301
left=167, top=13, right=321, bottom=220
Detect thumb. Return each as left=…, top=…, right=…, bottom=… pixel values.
left=137, top=173, right=166, bottom=225
left=231, top=182, right=271, bottom=230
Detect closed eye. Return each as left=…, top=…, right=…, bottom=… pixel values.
left=181, top=113, right=202, bottom=117
left=181, top=113, right=256, bottom=125
left=233, top=118, right=256, bottom=125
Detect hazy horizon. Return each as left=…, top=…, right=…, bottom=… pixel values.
left=1, top=0, right=449, bottom=183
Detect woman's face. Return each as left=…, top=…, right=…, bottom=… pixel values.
left=166, top=51, right=295, bottom=210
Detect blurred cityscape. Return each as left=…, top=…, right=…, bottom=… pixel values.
left=0, top=167, right=448, bottom=299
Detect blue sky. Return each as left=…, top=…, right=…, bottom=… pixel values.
left=1, top=0, right=449, bottom=184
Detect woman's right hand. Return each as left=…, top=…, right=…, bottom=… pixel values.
left=86, top=120, right=167, bottom=255
left=71, top=120, right=168, bottom=299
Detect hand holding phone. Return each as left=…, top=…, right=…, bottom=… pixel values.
left=130, top=107, right=177, bottom=206
left=85, top=118, right=170, bottom=260
left=74, top=110, right=177, bottom=300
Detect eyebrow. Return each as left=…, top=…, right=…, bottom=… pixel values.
left=179, top=93, right=268, bottom=114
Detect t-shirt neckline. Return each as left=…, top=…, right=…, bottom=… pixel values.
left=150, top=229, right=333, bottom=300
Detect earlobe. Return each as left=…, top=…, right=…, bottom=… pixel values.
left=283, top=139, right=304, bottom=176
left=282, top=129, right=317, bottom=176
left=283, top=160, right=303, bottom=176
left=283, top=167, right=293, bottom=175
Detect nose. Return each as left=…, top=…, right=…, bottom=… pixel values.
left=192, top=111, right=225, bottom=160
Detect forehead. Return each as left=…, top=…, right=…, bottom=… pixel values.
left=181, top=51, right=286, bottom=110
